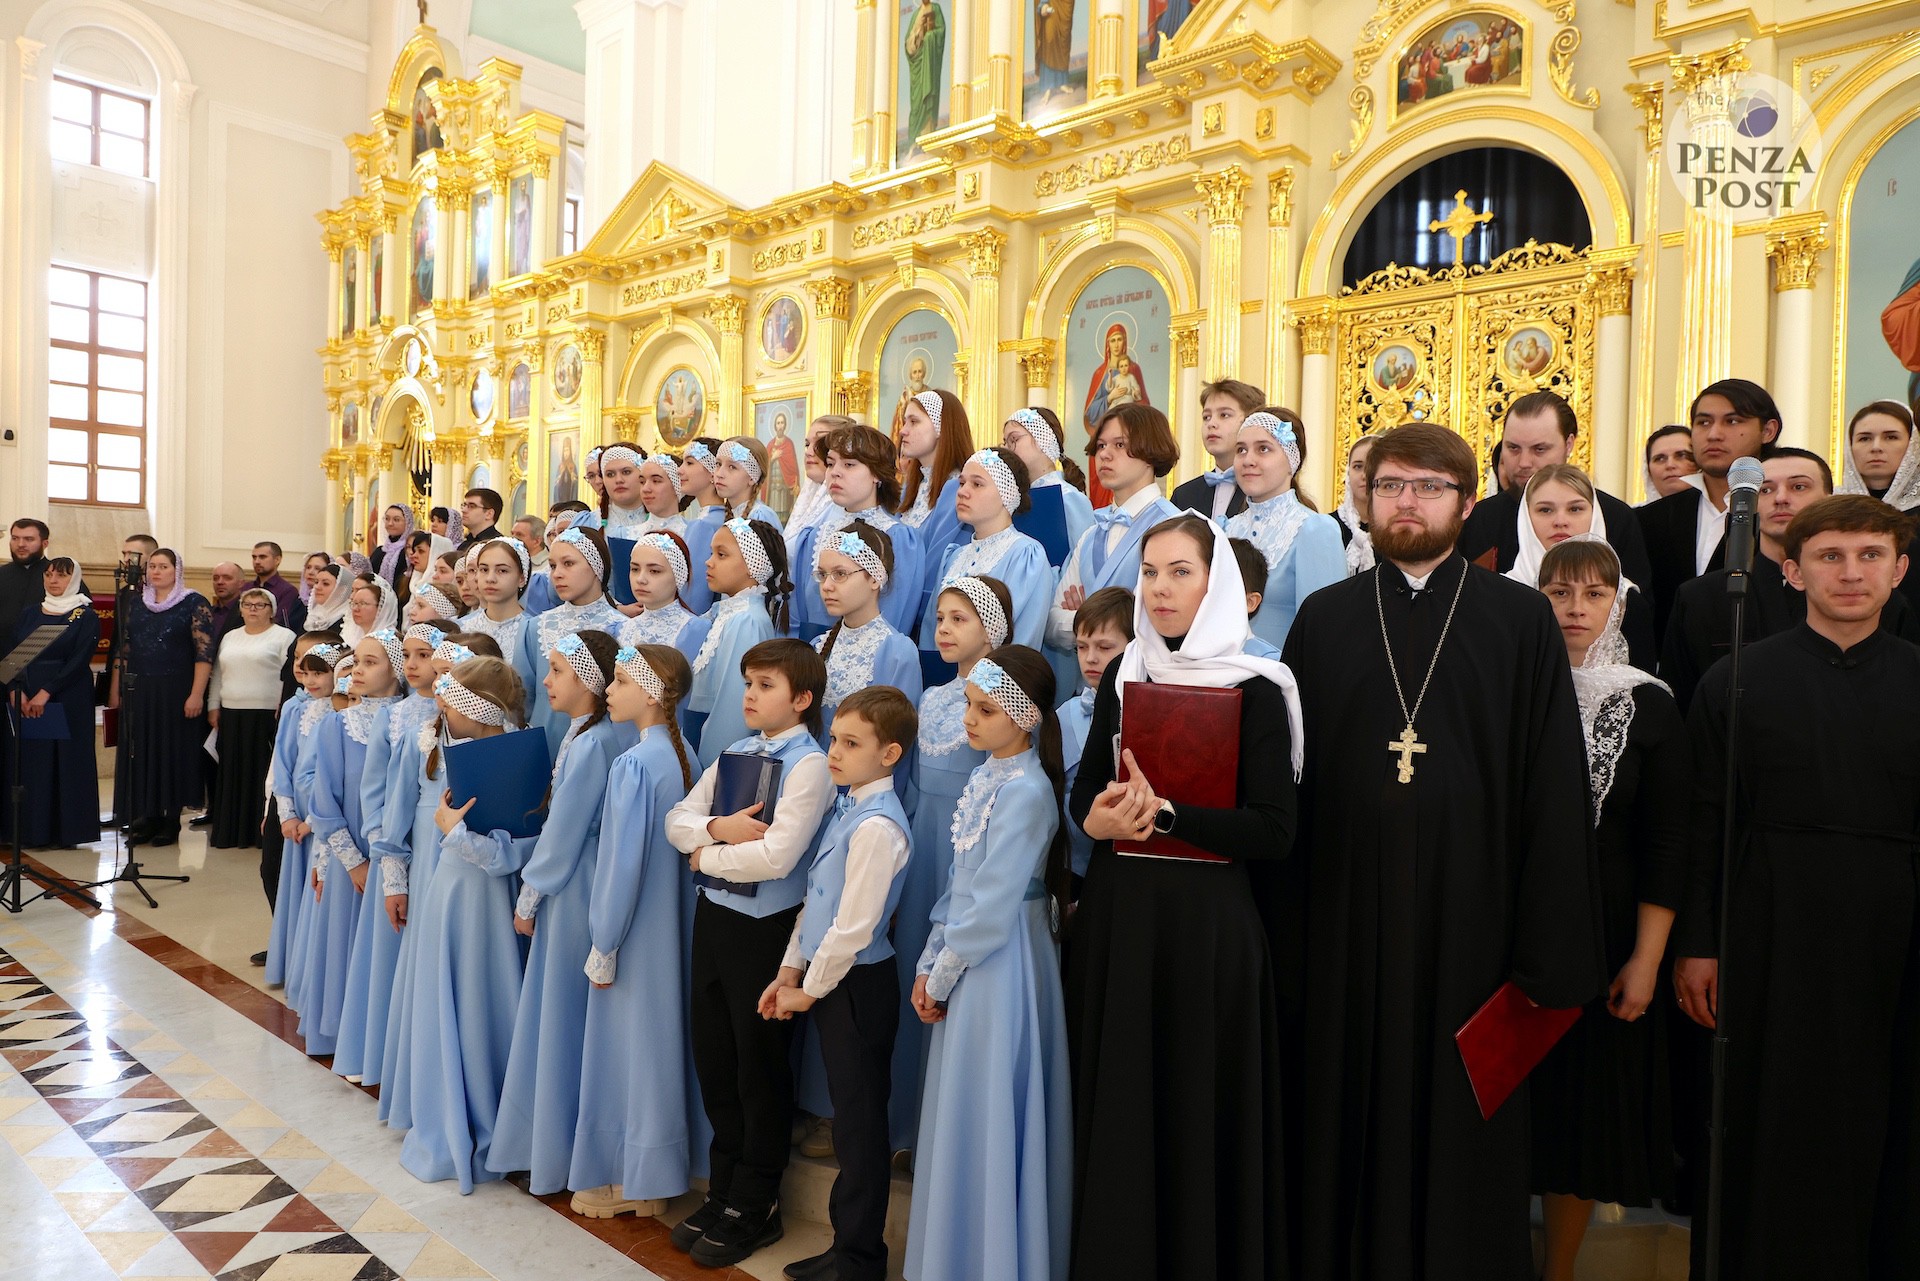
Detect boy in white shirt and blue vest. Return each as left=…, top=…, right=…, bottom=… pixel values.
left=761, top=685, right=918, bottom=1281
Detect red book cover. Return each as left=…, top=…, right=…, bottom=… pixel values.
left=1454, top=980, right=1584, bottom=1121
left=1114, top=682, right=1241, bottom=864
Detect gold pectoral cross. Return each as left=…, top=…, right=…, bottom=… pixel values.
left=1388, top=724, right=1427, bottom=783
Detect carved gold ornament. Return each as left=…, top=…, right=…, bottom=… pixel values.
left=1332, top=86, right=1375, bottom=170
left=1549, top=28, right=1599, bottom=109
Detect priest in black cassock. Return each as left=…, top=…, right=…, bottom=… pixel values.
left=1281, top=423, right=1603, bottom=1281
left=1662, top=447, right=1920, bottom=712
left=1673, top=494, right=1920, bottom=1280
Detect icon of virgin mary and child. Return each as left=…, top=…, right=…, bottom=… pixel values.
left=1083, top=323, right=1150, bottom=432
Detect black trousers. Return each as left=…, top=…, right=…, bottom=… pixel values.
left=690, top=894, right=800, bottom=1214
left=813, top=957, right=900, bottom=1281
left=260, top=796, right=283, bottom=908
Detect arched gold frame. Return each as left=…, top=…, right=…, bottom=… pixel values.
left=1048, top=255, right=1186, bottom=454
left=1386, top=5, right=1535, bottom=128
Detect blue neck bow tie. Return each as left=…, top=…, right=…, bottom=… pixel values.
left=1094, top=507, right=1133, bottom=531
left=833, top=792, right=856, bottom=817
left=1203, top=469, right=1236, bottom=488
left=740, top=734, right=776, bottom=756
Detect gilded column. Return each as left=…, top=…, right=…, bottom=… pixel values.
left=1194, top=165, right=1250, bottom=383
left=1764, top=214, right=1829, bottom=452
left=1669, top=43, right=1749, bottom=422
left=1293, top=302, right=1337, bottom=502
left=1003, top=338, right=1056, bottom=409
left=1265, top=167, right=1296, bottom=406
left=709, top=295, right=747, bottom=437
left=1093, top=0, right=1126, bottom=99
left=323, top=232, right=345, bottom=340
left=576, top=326, right=608, bottom=451
left=432, top=176, right=465, bottom=315
left=963, top=228, right=1007, bottom=428
left=806, top=277, right=855, bottom=425
left=1587, top=250, right=1637, bottom=495
left=986, top=0, right=1015, bottom=114
left=949, top=0, right=973, bottom=120
left=852, top=0, right=878, bottom=174
left=1626, top=80, right=1664, bottom=500
left=321, top=444, right=345, bottom=552
left=1171, top=317, right=1204, bottom=481
left=871, top=3, right=895, bottom=171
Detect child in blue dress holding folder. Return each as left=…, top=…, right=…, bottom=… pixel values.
left=812, top=522, right=921, bottom=731
left=687, top=518, right=789, bottom=764
left=569, top=642, right=703, bottom=1218
left=489, top=630, right=633, bottom=1192
left=908, top=645, right=1072, bottom=1281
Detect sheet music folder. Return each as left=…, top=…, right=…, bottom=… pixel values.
left=692, top=750, right=784, bottom=898
left=443, top=728, right=552, bottom=839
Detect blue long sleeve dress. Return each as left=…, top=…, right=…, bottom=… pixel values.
left=680, top=505, right=729, bottom=616
left=516, top=598, right=625, bottom=759
left=375, top=716, right=451, bottom=1127
left=902, top=475, right=964, bottom=627
left=279, top=697, right=330, bottom=1012
left=686, top=589, right=776, bottom=766
left=1224, top=492, right=1347, bottom=650
left=906, top=750, right=1072, bottom=1281
left=264, top=690, right=315, bottom=990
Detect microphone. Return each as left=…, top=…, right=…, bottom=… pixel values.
left=1723, top=455, right=1764, bottom=581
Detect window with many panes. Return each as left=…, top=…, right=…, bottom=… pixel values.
left=48, top=266, right=148, bottom=507
left=49, top=75, right=151, bottom=178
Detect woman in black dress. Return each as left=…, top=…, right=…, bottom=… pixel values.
left=1067, top=512, right=1300, bottom=1281
left=1528, top=536, right=1688, bottom=1281
left=5, top=557, right=100, bottom=848
left=111, top=548, right=214, bottom=848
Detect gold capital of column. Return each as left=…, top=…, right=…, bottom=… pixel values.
left=1668, top=39, right=1750, bottom=102
left=1002, top=337, right=1056, bottom=389
left=836, top=371, right=875, bottom=418
left=962, top=227, right=1008, bottom=278
left=1587, top=256, right=1636, bottom=316
left=1626, top=80, right=1664, bottom=151
left=574, top=326, right=607, bottom=362
left=1172, top=323, right=1200, bottom=370
left=1292, top=305, right=1334, bottom=356
left=609, top=408, right=644, bottom=437
left=805, top=277, right=853, bottom=321
left=1195, top=165, right=1250, bottom=225
left=1268, top=167, right=1296, bottom=228
left=1764, top=216, right=1829, bottom=292
left=707, top=295, right=747, bottom=335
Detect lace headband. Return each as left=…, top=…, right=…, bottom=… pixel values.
left=585, top=446, right=604, bottom=466
left=434, top=671, right=509, bottom=726
left=647, top=456, right=684, bottom=498
left=725, top=518, right=774, bottom=584
left=309, top=642, right=348, bottom=667
left=335, top=671, right=353, bottom=695
left=614, top=644, right=665, bottom=702
left=722, top=441, right=763, bottom=484
left=968, top=657, right=1040, bottom=731
left=553, top=526, right=605, bottom=579
left=473, top=535, right=529, bottom=580
left=815, top=529, right=889, bottom=589
left=913, top=390, right=944, bottom=434
left=1244, top=411, right=1302, bottom=472
left=554, top=631, right=608, bottom=695
left=637, top=532, right=689, bottom=587
left=1008, top=408, right=1060, bottom=462
left=945, top=576, right=1009, bottom=647
left=413, top=583, right=460, bottom=619
left=600, top=445, right=644, bottom=472
left=684, top=441, right=721, bottom=477
left=367, top=627, right=405, bottom=682
left=969, top=449, right=1021, bottom=513
left=434, top=639, right=475, bottom=666
left=405, top=622, right=445, bottom=647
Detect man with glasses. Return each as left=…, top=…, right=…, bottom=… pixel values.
left=457, top=488, right=504, bottom=550
left=1280, top=423, right=1600, bottom=1280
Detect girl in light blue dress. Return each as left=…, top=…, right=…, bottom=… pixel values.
left=599, top=444, right=654, bottom=540
left=616, top=530, right=712, bottom=660
left=677, top=440, right=729, bottom=615
left=299, top=638, right=403, bottom=1057
left=908, top=645, right=1072, bottom=1281
left=712, top=436, right=783, bottom=529
left=283, top=645, right=349, bottom=1014
left=264, top=638, right=340, bottom=994
left=896, top=389, right=974, bottom=621
left=919, top=448, right=1053, bottom=682
left=487, top=630, right=633, bottom=1192
left=456, top=538, right=534, bottom=667
left=516, top=526, right=625, bottom=759
left=387, top=656, right=533, bottom=1193
left=895, top=575, right=1007, bottom=1149
left=1002, top=407, right=1096, bottom=562
left=791, top=424, right=923, bottom=639
left=811, top=523, right=922, bottom=731
left=1224, top=409, right=1347, bottom=650
left=568, top=643, right=704, bottom=1218
left=686, top=518, right=789, bottom=764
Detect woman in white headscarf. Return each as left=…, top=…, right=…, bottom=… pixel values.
left=303, top=562, right=351, bottom=633
left=339, top=572, right=398, bottom=646
left=1526, top=534, right=1688, bottom=1281
left=1065, top=511, right=1299, bottom=1281
left=1837, top=399, right=1920, bottom=512
left=1507, top=463, right=1657, bottom=670
left=371, top=505, right=416, bottom=587
left=1334, top=432, right=1380, bottom=573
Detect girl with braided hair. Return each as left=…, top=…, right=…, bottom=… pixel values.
left=686, top=519, right=791, bottom=764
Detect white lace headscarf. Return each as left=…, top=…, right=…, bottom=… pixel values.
left=1837, top=401, right=1920, bottom=512
left=1335, top=434, right=1378, bottom=574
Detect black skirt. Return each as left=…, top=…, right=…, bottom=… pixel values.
left=209, top=707, right=276, bottom=849
left=121, top=670, right=207, bottom=820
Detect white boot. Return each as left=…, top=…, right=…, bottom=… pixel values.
left=569, top=1184, right=670, bottom=1219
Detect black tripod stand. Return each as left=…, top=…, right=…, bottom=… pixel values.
left=86, top=673, right=190, bottom=909
left=1, top=630, right=100, bottom=913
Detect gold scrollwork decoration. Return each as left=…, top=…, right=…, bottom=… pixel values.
left=1293, top=307, right=1335, bottom=356
left=707, top=295, right=746, bottom=334
left=1587, top=263, right=1634, bottom=316
left=1269, top=167, right=1295, bottom=228
left=753, top=240, right=807, bottom=272
left=1002, top=337, right=1056, bottom=389
left=1332, top=86, right=1375, bottom=170
left=1172, top=323, right=1200, bottom=370
left=1033, top=137, right=1189, bottom=198
left=621, top=270, right=705, bottom=308
left=1765, top=219, right=1829, bottom=292
left=805, top=277, right=854, bottom=321
left=851, top=205, right=954, bottom=249
left=1548, top=28, right=1599, bottom=109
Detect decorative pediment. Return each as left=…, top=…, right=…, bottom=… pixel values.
left=587, top=163, right=741, bottom=257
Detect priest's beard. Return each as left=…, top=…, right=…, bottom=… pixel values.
left=1370, top=506, right=1465, bottom=565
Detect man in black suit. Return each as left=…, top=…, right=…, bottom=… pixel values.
left=1458, top=390, right=1654, bottom=590
left=1169, top=377, right=1261, bottom=521
left=1635, top=377, right=1781, bottom=641
left=457, top=488, right=504, bottom=549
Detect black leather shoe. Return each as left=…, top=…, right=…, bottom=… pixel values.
left=249, top=951, right=268, bottom=967
left=689, top=1200, right=782, bottom=1268
left=188, top=814, right=212, bottom=830
left=669, top=1195, right=728, bottom=1252
left=148, top=822, right=179, bottom=848
left=784, top=1249, right=835, bottom=1279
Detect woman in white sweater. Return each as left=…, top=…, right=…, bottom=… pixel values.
left=207, top=589, right=294, bottom=849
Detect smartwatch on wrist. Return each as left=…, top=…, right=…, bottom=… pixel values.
left=1153, top=799, right=1176, bottom=835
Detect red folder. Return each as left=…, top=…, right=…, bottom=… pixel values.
left=1114, top=682, right=1241, bottom=863
left=1455, top=980, right=1583, bottom=1121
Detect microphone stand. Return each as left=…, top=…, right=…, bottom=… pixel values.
left=1702, top=497, right=1755, bottom=1281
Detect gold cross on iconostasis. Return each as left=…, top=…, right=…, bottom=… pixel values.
left=1428, top=189, right=1493, bottom=265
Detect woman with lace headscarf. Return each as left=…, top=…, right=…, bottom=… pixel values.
left=304, top=563, right=351, bottom=634
left=1526, top=535, right=1689, bottom=1281
left=340, top=572, right=399, bottom=646
left=371, top=505, right=417, bottom=588
left=1334, top=432, right=1379, bottom=574
left=1837, top=399, right=1920, bottom=512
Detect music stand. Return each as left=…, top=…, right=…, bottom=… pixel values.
left=0, top=629, right=100, bottom=913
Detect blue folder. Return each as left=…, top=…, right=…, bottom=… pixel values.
left=17, top=704, right=70, bottom=741
left=692, top=750, right=783, bottom=897
left=1014, top=484, right=1072, bottom=566
left=606, top=536, right=637, bottom=606
left=443, top=727, right=552, bottom=838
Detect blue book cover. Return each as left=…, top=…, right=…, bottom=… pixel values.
left=17, top=704, right=69, bottom=741
left=692, top=750, right=783, bottom=897
left=606, top=535, right=636, bottom=605
left=1014, top=484, right=1071, bottom=566
left=444, top=727, right=552, bottom=838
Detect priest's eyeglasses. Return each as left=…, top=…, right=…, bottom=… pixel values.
left=1370, top=477, right=1464, bottom=499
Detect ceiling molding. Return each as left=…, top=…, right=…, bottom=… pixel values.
left=139, top=0, right=368, bottom=73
